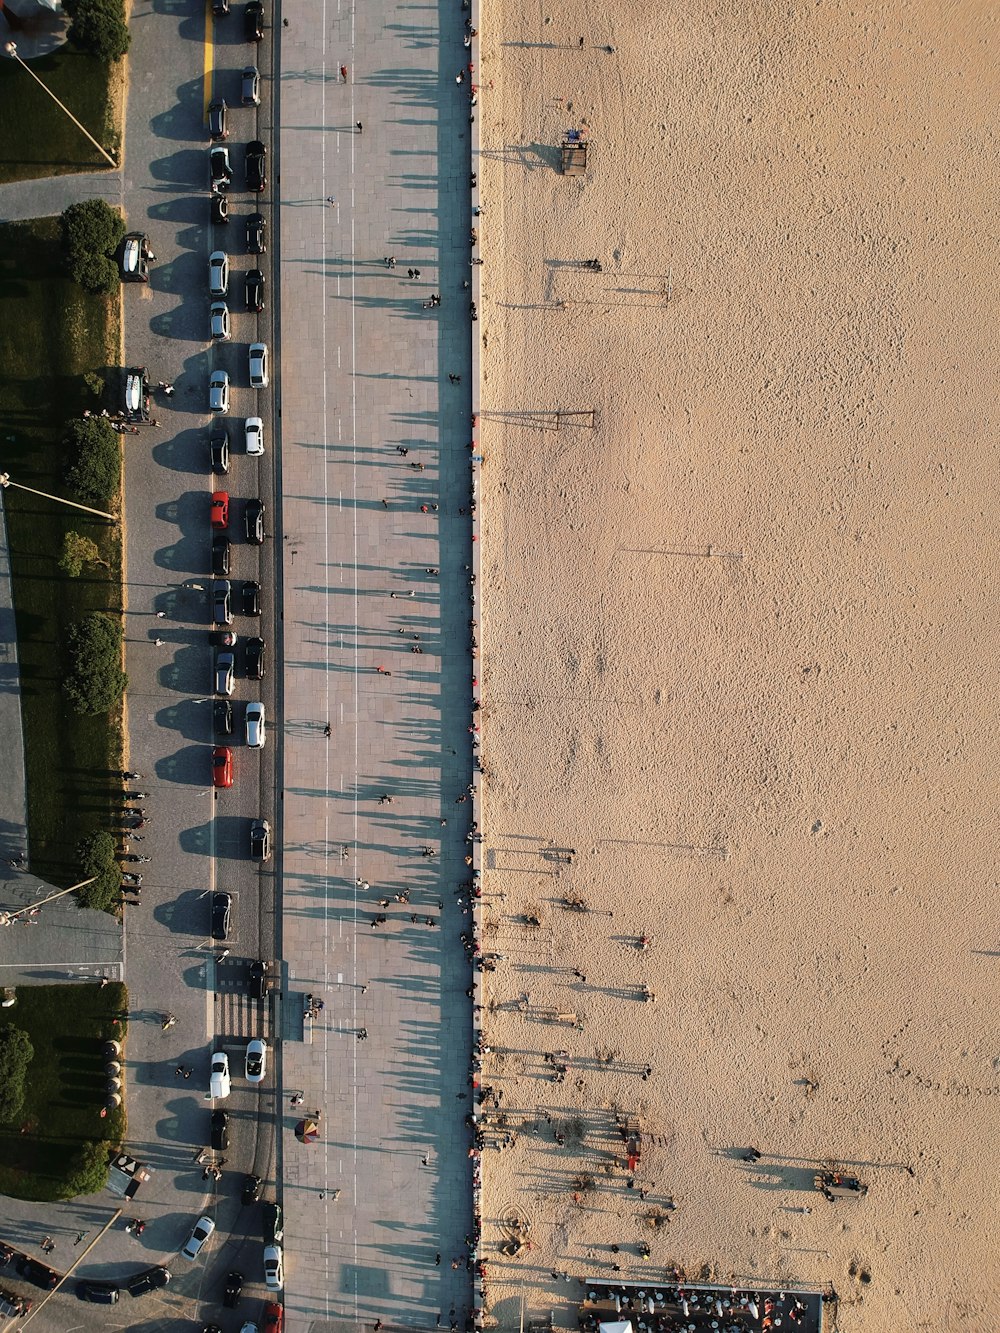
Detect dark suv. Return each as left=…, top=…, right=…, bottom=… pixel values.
left=246, top=140, right=267, bottom=193
left=245, top=0, right=264, bottom=41
left=247, top=213, right=266, bottom=254
left=262, top=1200, right=283, bottom=1243
left=126, top=1267, right=171, bottom=1297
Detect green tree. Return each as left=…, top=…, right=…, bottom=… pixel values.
left=77, top=829, right=121, bottom=912
left=63, top=0, right=131, bottom=62
left=0, top=1026, right=34, bottom=1124
left=63, top=1140, right=110, bottom=1197
left=64, top=613, right=126, bottom=716
left=60, top=199, right=124, bottom=294
left=59, top=531, right=110, bottom=578
left=63, top=418, right=120, bottom=506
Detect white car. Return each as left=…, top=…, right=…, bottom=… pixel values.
left=245, top=1037, right=267, bottom=1084
left=209, top=1051, right=231, bottom=1099
left=209, top=250, right=229, bottom=296
left=248, top=342, right=268, bottom=388
left=210, top=301, right=231, bottom=341
left=245, top=702, right=265, bottom=749
left=181, top=1215, right=216, bottom=1261
left=245, top=416, right=264, bottom=456
left=263, top=1243, right=283, bottom=1290
left=209, top=370, right=230, bottom=413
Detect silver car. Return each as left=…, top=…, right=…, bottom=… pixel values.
left=241, top=65, right=260, bottom=106
left=209, top=250, right=229, bottom=296
left=245, top=701, right=266, bottom=749
left=215, top=651, right=235, bottom=696
left=210, top=302, right=231, bottom=341
left=248, top=342, right=268, bottom=388
left=209, top=370, right=230, bottom=413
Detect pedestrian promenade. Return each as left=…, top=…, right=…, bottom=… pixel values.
left=277, top=1, right=477, bottom=1327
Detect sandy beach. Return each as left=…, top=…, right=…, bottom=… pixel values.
left=477, top=3, right=998, bottom=1330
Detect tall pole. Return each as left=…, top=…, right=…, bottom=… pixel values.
left=4, top=42, right=118, bottom=169
left=0, top=472, right=118, bottom=522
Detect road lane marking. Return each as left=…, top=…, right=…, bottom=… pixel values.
left=203, top=0, right=213, bottom=123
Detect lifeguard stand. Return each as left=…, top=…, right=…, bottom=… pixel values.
left=560, top=128, right=588, bottom=175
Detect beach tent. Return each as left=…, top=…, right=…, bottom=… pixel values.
left=599, top=1321, right=633, bottom=1333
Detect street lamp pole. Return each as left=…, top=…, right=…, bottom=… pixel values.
left=0, top=472, right=118, bottom=522
left=4, top=41, right=118, bottom=169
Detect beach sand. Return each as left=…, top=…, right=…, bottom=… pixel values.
left=477, top=3, right=998, bottom=1330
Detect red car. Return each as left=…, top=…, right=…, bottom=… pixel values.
left=210, top=491, right=229, bottom=529
left=212, top=746, right=233, bottom=788
left=262, top=1302, right=284, bottom=1333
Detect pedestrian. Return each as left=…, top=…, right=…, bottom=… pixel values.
left=164, top=383, right=174, bottom=395
left=435, top=1253, right=441, bottom=1266
left=341, top=64, right=348, bottom=81
left=397, top=444, right=409, bottom=454
left=74, top=1231, right=86, bottom=1245
left=382, top=498, right=389, bottom=508
left=358, top=1027, right=368, bottom=1040
left=291, top=1092, right=304, bottom=1106
left=154, top=637, right=164, bottom=646
left=326, top=196, right=337, bottom=206
left=356, top=121, right=363, bottom=134
left=407, top=269, right=414, bottom=279
left=421, top=505, right=429, bottom=513
left=376, top=666, right=391, bottom=675
left=155, top=610, right=166, bottom=618
left=175, top=1064, right=184, bottom=1077
left=449, top=373, right=462, bottom=384
left=374, top=1322, right=382, bottom=1331
left=413, top=268, right=421, bottom=278
left=183, top=1067, right=191, bottom=1079
left=324, top=722, right=332, bottom=736
left=743, top=1147, right=762, bottom=1163
left=162, top=1013, right=176, bottom=1029
left=456, top=71, right=465, bottom=84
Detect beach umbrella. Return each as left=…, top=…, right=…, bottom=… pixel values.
left=294, top=1118, right=320, bottom=1143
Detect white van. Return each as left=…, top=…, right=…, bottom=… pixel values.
left=209, top=1052, right=231, bottom=1099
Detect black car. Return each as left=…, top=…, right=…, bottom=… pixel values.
left=213, top=0, right=229, bottom=12
left=212, top=890, right=232, bottom=940
left=247, top=212, right=266, bottom=254
left=246, top=636, right=265, bottom=680
left=250, top=818, right=271, bottom=861
left=211, top=192, right=230, bottom=225
left=223, top=1270, right=243, bottom=1308
left=249, top=959, right=268, bottom=1000
left=212, top=535, right=231, bottom=577
left=242, top=1172, right=263, bottom=1205
left=76, top=1279, right=120, bottom=1304
left=242, top=579, right=261, bottom=616
left=208, top=99, right=228, bottom=141
left=211, top=1109, right=230, bottom=1151
left=210, top=430, right=230, bottom=475
left=245, top=498, right=265, bottom=544
left=245, top=0, right=264, bottom=41
left=126, top=1266, right=171, bottom=1297
left=262, top=1200, right=283, bottom=1243
left=16, top=1256, right=58, bottom=1289
left=246, top=140, right=267, bottom=193
left=210, top=145, right=231, bottom=190
left=214, top=698, right=233, bottom=737
left=245, top=268, right=266, bottom=312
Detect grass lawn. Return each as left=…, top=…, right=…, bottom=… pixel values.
left=0, top=218, right=123, bottom=888
left=0, top=983, right=127, bottom=1200
left=0, top=50, right=120, bottom=184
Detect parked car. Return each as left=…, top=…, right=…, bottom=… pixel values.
left=246, top=140, right=267, bottom=192
left=76, top=1279, right=120, bottom=1303
left=245, top=1037, right=267, bottom=1083
left=120, top=232, right=149, bottom=282
left=212, top=535, right=231, bottom=576
left=246, top=636, right=265, bottom=679
left=209, top=1054, right=231, bottom=1101
left=210, top=145, right=232, bottom=189
left=245, top=269, right=265, bottom=312
left=15, top=1257, right=58, bottom=1289
left=210, top=370, right=230, bottom=413
left=210, top=301, right=231, bottom=341
left=262, top=1302, right=284, bottom=1333
left=247, top=212, right=266, bottom=254
left=211, top=1109, right=230, bottom=1150
left=242, top=65, right=260, bottom=106
left=262, top=1200, right=283, bottom=1243
left=212, top=580, right=232, bottom=626
left=245, top=0, right=264, bottom=41
left=124, top=365, right=150, bottom=422
left=245, top=497, right=265, bottom=543
left=211, top=192, right=230, bottom=225
left=213, top=0, right=229, bottom=12
left=242, top=1172, right=263, bottom=1204
left=249, top=959, right=268, bottom=999
left=209, top=250, right=229, bottom=296
left=182, top=1216, right=216, bottom=1261
left=210, top=429, right=230, bottom=474
left=212, top=747, right=233, bottom=789
left=263, top=1244, right=283, bottom=1290
left=212, top=890, right=232, bottom=938
left=245, top=701, right=266, bottom=748
left=211, top=491, right=230, bottom=529
left=244, top=418, right=264, bottom=458
left=250, top=818, right=271, bottom=861
left=214, top=698, right=234, bottom=736
left=242, top=579, right=261, bottom=615
left=215, top=650, right=236, bottom=697
left=224, top=1270, right=243, bottom=1308
left=126, top=1266, right=171, bottom=1297
left=249, top=342, right=268, bottom=388
left=209, top=99, right=229, bottom=140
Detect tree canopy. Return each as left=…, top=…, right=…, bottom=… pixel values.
left=60, top=199, right=124, bottom=295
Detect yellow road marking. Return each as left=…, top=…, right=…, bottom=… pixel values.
left=203, top=0, right=214, bottom=124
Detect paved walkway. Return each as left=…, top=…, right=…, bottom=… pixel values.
left=277, top=0, right=476, bottom=1327
left=0, top=169, right=121, bottom=222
